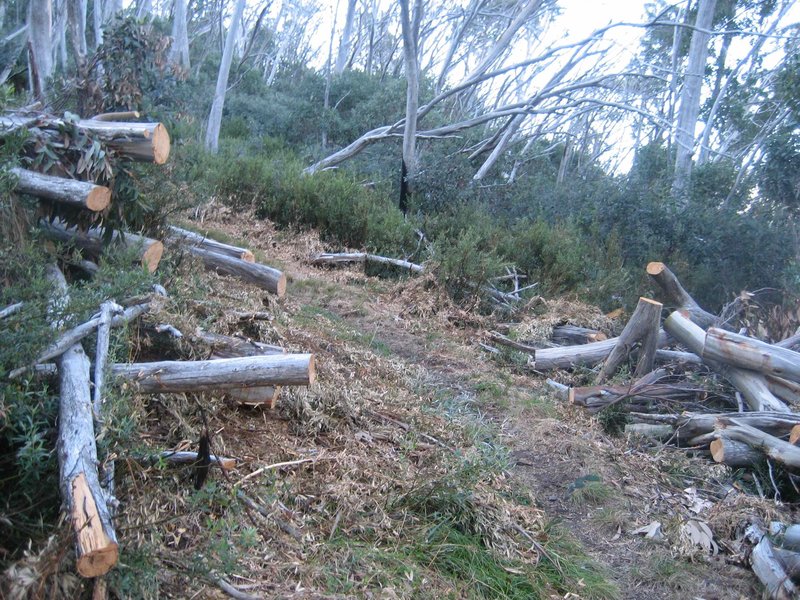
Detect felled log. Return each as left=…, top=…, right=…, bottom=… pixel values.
left=744, top=523, right=798, bottom=600
left=664, top=311, right=789, bottom=412
left=776, top=333, right=800, bottom=352
left=11, top=168, right=111, bottom=211
left=646, top=262, right=722, bottom=329
left=55, top=119, right=170, bottom=164
left=654, top=349, right=704, bottom=366
left=195, top=330, right=284, bottom=407
left=166, top=226, right=254, bottom=262
left=709, top=437, right=764, bottom=468
left=184, top=245, right=286, bottom=297
left=597, top=297, right=662, bottom=383
left=717, top=418, right=800, bottom=469
left=39, top=219, right=163, bottom=273
left=629, top=411, right=800, bottom=442
left=773, top=547, right=800, bottom=581
left=310, top=252, right=424, bottom=274
left=91, top=111, right=141, bottom=122
left=704, top=328, right=800, bottom=385
left=46, top=265, right=118, bottom=577
left=768, top=376, right=800, bottom=406
left=551, top=325, right=607, bottom=345
left=624, top=423, right=674, bottom=440
left=112, top=354, right=314, bottom=393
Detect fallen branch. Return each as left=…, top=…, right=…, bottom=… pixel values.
left=704, top=328, right=800, bottom=385
left=310, top=252, right=424, bottom=274
left=149, top=450, right=236, bottom=470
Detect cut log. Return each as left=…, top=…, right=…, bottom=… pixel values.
left=90, top=111, right=141, bottom=122
left=778, top=525, right=800, bottom=553
left=630, top=412, right=800, bottom=442
left=709, top=437, right=764, bottom=468
left=166, top=225, right=254, bottom=262
left=767, top=376, right=800, bottom=406
left=226, top=386, right=280, bottom=407
left=184, top=245, right=286, bottom=297
left=39, top=219, right=163, bottom=273
left=533, top=331, right=670, bottom=371
left=596, top=297, right=662, bottom=383
left=704, top=328, right=800, bottom=385
left=717, top=418, right=800, bottom=469
left=310, top=252, right=424, bottom=274
left=646, top=262, right=721, bottom=329
left=654, top=349, right=704, bottom=365
left=0, top=302, right=23, bottom=319
left=551, top=324, right=607, bottom=345
left=790, top=425, right=800, bottom=446
left=194, top=330, right=284, bottom=358
left=69, top=119, right=170, bottom=164
left=46, top=266, right=117, bottom=577
left=112, top=354, right=314, bottom=393
left=664, top=311, right=789, bottom=412
left=11, top=168, right=111, bottom=211
left=744, top=523, right=798, bottom=600
left=624, top=423, right=674, bottom=440
left=775, top=333, right=800, bottom=352
left=773, top=547, right=800, bottom=581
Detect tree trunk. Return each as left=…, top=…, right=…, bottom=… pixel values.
left=92, top=0, right=102, bottom=49
left=717, top=418, right=800, bottom=470
left=529, top=331, right=669, bottom=371
left=551, top=325, right=607, bottom=345
left=39, top=219, right=164, bottom=273
left=310, top=252, right=424, bottom=274
left=399, top=0, right=422, bottom=205
left=704, top=328, right=800, bottom=385
left=596, top=297, right=662, bottom=383
left=11, top=168, right=110, bottom=211
left=744, top=523, right=799, bottom=600
left=646, top=262, right=720, bottom=329
left=335, top=0, right=357, bottom=74
left=184, top=245, right=286, bottom=297
left=66, top=119, right=170, bottom=164
left=166, top=225, right=254, bottom=262
left=112, top=354, right=315, bottom=393
left=67, top=0, right=88, bottom=69
left=28, top=0, right=53, bottom=98
left=671, top=0, right=718, bottom=203
left=205, top=0, right=246, bottom=153
left=709, top=437, right=764, bottom=468
left=664, top=310, right=790, bottom=412
left=170, top=0, right=190, bottom=68
left=47, top=265, right=118, bottom=578
left=630, top=411, right=800, bottom=441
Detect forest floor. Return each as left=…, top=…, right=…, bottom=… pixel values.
left=20, top=204, right=781, bottom=599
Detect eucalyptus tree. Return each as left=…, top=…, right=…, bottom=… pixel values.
left=170, top=0, right=190, bottom=68
left=205, top=0, right=247, bottom=153
left=28, top=0, right=52, bottom=97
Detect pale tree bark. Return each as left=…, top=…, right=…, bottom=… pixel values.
left=170, top=0, right=190, bottom=68
left=93, top=0, right=103, bottom=49
left=435, top=0, right=484, bottom=94
left=53, top=0, right=67, bottom=72
left=205, top=0, right=246, bottom=153
left=671, top=0, right=717, bottom=203
left=135, top=0, right=153, bottom=19
left=29, top=0, right=53, bottom=97
left=399, top=0, right=422, bottom=212
left=335, top=0, right=357, bottom=74
left=67, top=0, right=88, bottom=70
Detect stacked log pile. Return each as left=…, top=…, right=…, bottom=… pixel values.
left=489, top=261, right=800, bottom=597
left=2, top=111, right=309, bottom=579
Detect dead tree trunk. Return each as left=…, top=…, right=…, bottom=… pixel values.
left=596, top=297, right=662, bottom=383
left=47, top=265, right=118, bottom=578
left=11, top=167, right=111, bottom=211
left=112, top=354, right=315, bottom=393
left=704, top=328, right=800, bottom=385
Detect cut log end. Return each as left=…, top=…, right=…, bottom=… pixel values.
left=142, top=241, right=164, bottom=273
left=308, top=355, right=316, bottom=385
left=71, top=473, right=118, bottom=577
left=241, top=250, right=256, bottom=263
left=790, top=424, right=800, bottom=445
left=276, top=273, right=287, bottom=298
left=86, top=186, right=112, bottom=212
left=710, top=438, right=724, bottom=463
left=639, top=296, right=663, bottom=307
left=646, top=262, right=666, bottom=276
left=152, top=124, right=171, bottom=165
